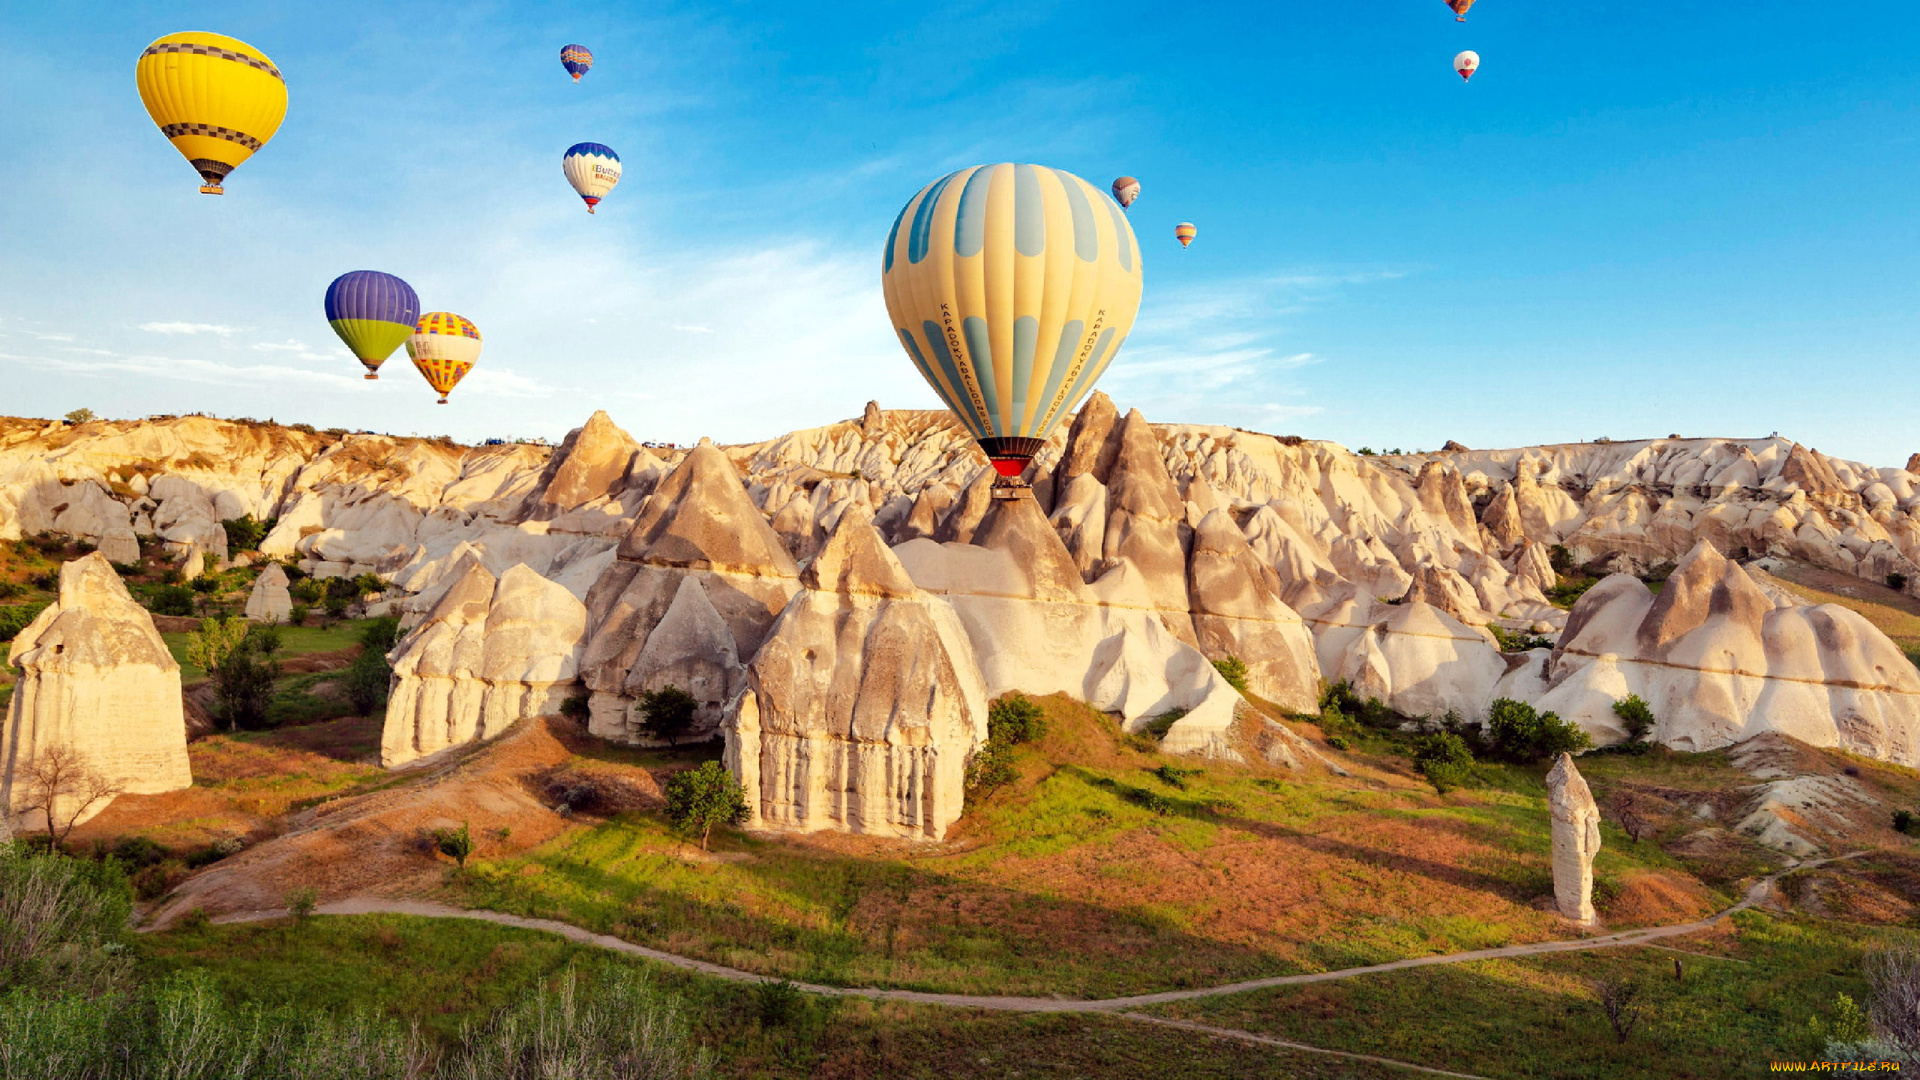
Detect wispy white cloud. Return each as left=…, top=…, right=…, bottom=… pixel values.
left=0, top=349, right=367, bottom=390
left=138, top=322, right=241, bottom=336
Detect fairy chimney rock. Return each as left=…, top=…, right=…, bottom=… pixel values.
left=1546, top=752, right=1602, bottom=925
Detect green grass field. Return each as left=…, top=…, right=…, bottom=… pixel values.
left=163, top=618, right=373, bottom=681
left=137, top=914, right=1414, bottom=1080
left=446, top=698, right=1707, bottom=998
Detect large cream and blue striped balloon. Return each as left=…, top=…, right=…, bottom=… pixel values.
left=881, top=164, right=1143, bottom=477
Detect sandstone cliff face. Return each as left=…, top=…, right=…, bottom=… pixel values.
left=727, top=509, right=987, bottom=840
left=1515, top=540, right=1920, bottom=763
left=1, top=553, right=190, bottom=826
left=381, top=561, right=586, bottom=767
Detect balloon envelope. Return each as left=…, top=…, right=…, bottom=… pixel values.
left=560, top=44, right=593, bottom=81
left=1455, top=50, right=1480, bottom=80
left=1111, top=176, right=1140, bottom=208
left=406, top=312, right=482, bottom=404
left=135, top=32, right=288, bottom=194
left=325, top=271, right=420, bottom=380
left=881, top=163, right=1143, bottom=477
left=1174, top=222, right=1196, bottom=248
left=1445, top=0, right=1474, bottom=20
left=563, top=142, right=621, bottom=212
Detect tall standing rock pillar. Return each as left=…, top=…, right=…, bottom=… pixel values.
left=1546, top=752, right=1602, bottom=925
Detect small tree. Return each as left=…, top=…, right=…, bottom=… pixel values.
left=1595, top=979, right=1643, bottom=1044
left=340, top=651, right=390, bottom=716
left=1212, top=656, right=1250, bottom=694
left=63, top=408, right=95, bottom=424
left=988, top=693, right=1047, bottom=745
left=18, top=747, right=125, bottom=852
left=431, top=822, right=474, bottom=868
left=1413, top=731, right=1475, bottom=794
left=1611, top=695, right=1657, bottom=746
left=638, top=685, right=700, bottom=747
left=187, top=616, right=278, bottom=731
left=1486, top=698, right=1593, bottom=763
left=663, top=762, right=748, bottom=851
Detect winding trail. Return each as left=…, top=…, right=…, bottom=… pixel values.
left=197, top=854, right=1858, bottom=1078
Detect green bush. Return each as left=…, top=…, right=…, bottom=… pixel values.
left=1413, top=731, right=1477, bottom=793
left=1612, top=694, right=1657, bottom=747
left=0, top=602, right=49, bottom=643
left=220, top=515, right=268, bottom=552
left=559, top=692, right=592, bottom=721
left=146, top=585, right=195, bottom=616
left=431, top=822, right=474, bottom=868
left=187, top=616, right=279, bottom=731
left=1895, top=809, right=1920, bottom=837
left=289, top=603, right=310, bottom=627
left=291, top=579, right=324, bottom=604
left=638, top=685, right=700, bottom=747
left=340, top=651, right=390, bottom=717
left=1151, top=764, right=1201, bottom=790
left=1485, top=698, right=1593, bottom=763
left=1489, top=625, right=1555, bottom=652
left=0, top=844, right=134, bottom=997
left=0, top=582, right=25, bottom=601
left=663, top=762, right=748, bottom=851
left=1212, top=656, right=1250, bottom=693
left=359, top=615, right=401, bottom=654
left=1318, top=680, right=1396, bottom=730
left=965, top=741, right=1018, bottom=797
left=988, top=692, right=1047, bottom=745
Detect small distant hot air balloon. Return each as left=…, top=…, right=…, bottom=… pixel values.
left=135, top=32, right=288, bottom=194
left=407, top=312, right=482, bottom=405
left=1112, top=176, right=1140, bottom=209
left=881, top=164, right=1143, bottom=480
left=563, top=143, right=621, bottom=213
left=561, top=44, right=593, bottom=82
left=1444, top=0, right=1475, bottom=21
left=325, top=271, right=420, bottom=380
left=1455, top=50, right=1480, bottom=81
left=1174, top=222, right=1196, bottom=248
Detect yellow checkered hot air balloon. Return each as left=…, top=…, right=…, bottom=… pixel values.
left=406, top=312, right=482, bottom=405
left=135, top=32, right=288, bottom=195
left=881, top=164, right=1143, bottom=481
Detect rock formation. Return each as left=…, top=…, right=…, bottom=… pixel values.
left=727, top=509, right=987, bottom=839
left=1185, top=509, right=1320, bottom=712
left=1545, top=752, right=1602, bottom=925
left=382, top=561, right=587, bottom=767
left=1, top=553, right=190, bottom=827
left=1305, top=594, right=1506, bottom=722
left=1520, top=540, right=1920, bottom=763
left=579, top=445, right=799, bottom=744
left=244, top=563, right=292, bottom=623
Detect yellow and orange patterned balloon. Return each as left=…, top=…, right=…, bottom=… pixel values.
left=406, top=312, right=481, bottom=404
left=881, top=164, right=1143, bottom=478
left=135, top=32, right=288, bottom=194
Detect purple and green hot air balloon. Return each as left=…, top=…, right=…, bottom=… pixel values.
left=324, top=271, right=420, bottom=380
left=561, top=44, right=593, bottom=82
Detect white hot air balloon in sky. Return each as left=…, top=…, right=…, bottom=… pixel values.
left=1454, top=50, right=1480, bottom=81
left=563, top=142, right=621, bottom=213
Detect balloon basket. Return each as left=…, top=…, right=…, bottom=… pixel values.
left=437, top=397, right=448, bottom=405
left=199, top=185, right=224, bottom=195
left=363, top=373, right=379, bottom=381
left=990, top=475, right=1032, bottom=501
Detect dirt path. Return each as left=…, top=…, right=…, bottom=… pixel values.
left=194, top=856, right=1855, bottom=1079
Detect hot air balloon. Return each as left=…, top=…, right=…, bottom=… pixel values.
left=1455, top=51, right=1480, bottom=81
left=135, top=32, right=288, bottom=195
left=563, top=143, right=621, bottom=213
left=1174, top=222, right=1196, bottom=248
left=1112, top=176, right=1140, bottom=209
left=325, top=272, right=420, bottom=380
left=1444, top=0, right=1474, bottom=21
left=407, top=312, right=482, bottom=405
left=881, top=164, right=1143, bottom=481
left=561, top=44, right=593, bottom=82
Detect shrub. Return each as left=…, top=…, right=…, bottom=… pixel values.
left=322, top=594, right=352, bottom=618
left=0, top=602, right=49, bottom=643
left=1490, top=624, right=1555, bottom=652
left=286, top=886, right=319, bottom=921
left=1485, top=698, right=1593, bottom=763
left=1414, top=731, right=1476, bottom=793
left=988, top=692, right=1047, bottom=745
left=663, top=762, right=748, bottom=850
left=147, top=584, right=195, bottom=616
left=637, top=685, right=700, bottom=747
left=220, top=515, right=268, bottom=552
left=0, top=582, right=24, bottom=601
left=1549, top=544, right=1574, bottom=574
left=62, top=408, right=94, bottom=424
left=107, top=835, right=167, bottom=869
left=1128, top=789, right=1175, bottom=815
left=755, top=979, right=805, bottom=1028
left=965, top=741, right=1018, bottom=797
left=1326, top=735, right=1350, bottom=751
left=1612, top=695, right=1657, bottom=746
left=1895, top=809, right=1920, bottom=837
left=1212, top=656, right=1250, bottom=693
left=341, top=651, right=390, bottom=717
left=359, top=615, right=400, bottom=654
left=559, top=692, right=592, bottom=721
left=0, top=844, right=134, bottom=997
left=289, top=603, right=310, bottom=627
left=1151, top=764, right=1200, bottom=790
left=431, top=822, right=475, bottom=868
left=291, top=578, right=325, bottom=604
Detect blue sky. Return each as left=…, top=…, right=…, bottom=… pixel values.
left=3, top=1, right=1917, bottom=466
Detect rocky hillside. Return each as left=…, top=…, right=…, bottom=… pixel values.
left=6, top=402, right=1920, bottom=841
